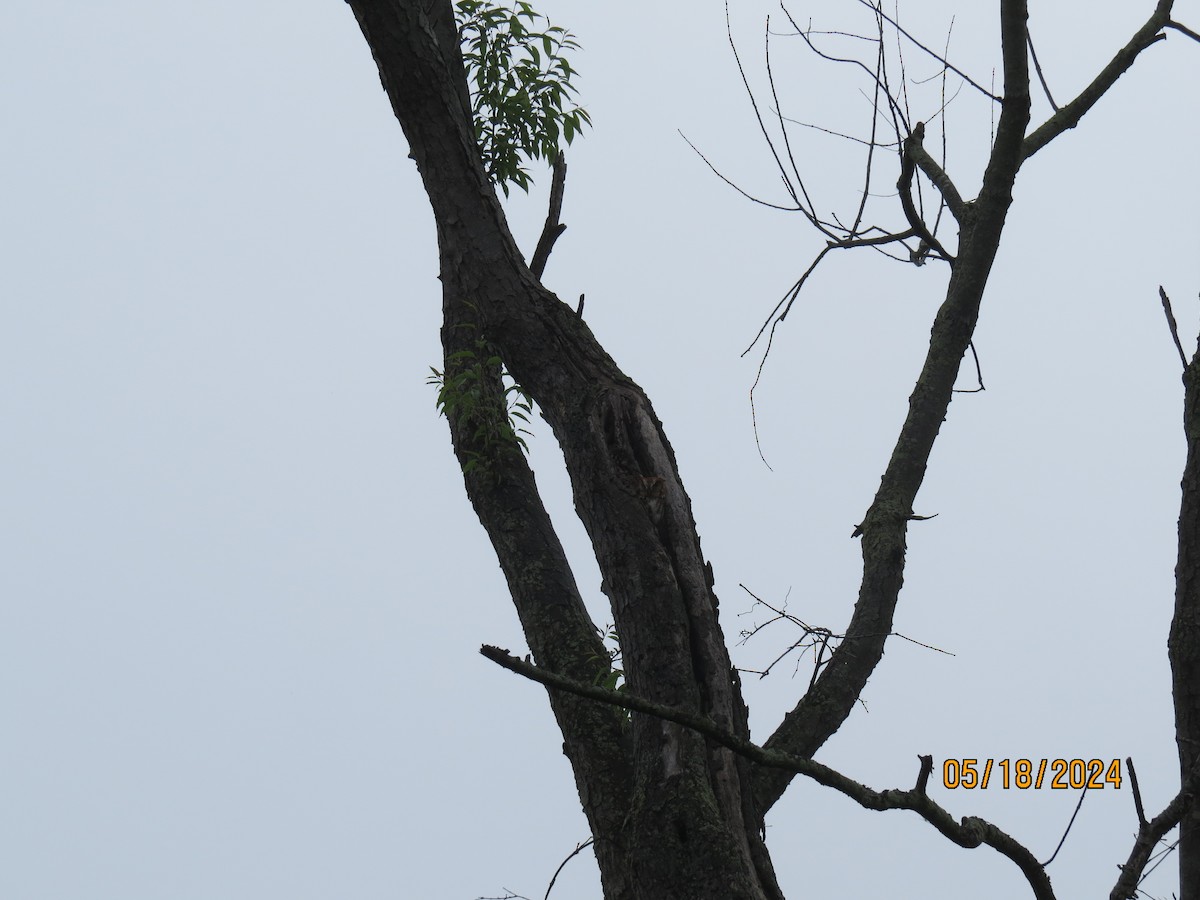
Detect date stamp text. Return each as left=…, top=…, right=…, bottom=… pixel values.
left=942, top=758, right=1123, bottom=790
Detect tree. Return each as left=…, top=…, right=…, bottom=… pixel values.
left=343, top=1, right=1199, bottom=897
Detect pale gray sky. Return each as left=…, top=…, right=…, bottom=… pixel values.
left=3, top=2, right=1198, bottom=898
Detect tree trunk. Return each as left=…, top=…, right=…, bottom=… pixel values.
left=345, top=1, right=781, bottom=896
left=1173, top=351, right=1200, bottom=900
left=341, top=0, right=1028, bottom=895
left=343, top=1, right=1200, bottom=897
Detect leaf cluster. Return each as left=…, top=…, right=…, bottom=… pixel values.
left=591, top=623, right=628, bottom=720
left=455, top=0, right=592, bottom=194
left=427, top=337, right=535, bottom=476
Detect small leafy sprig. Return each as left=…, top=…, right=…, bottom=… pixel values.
left=593, top=623, right=626, bottom=697
left=427, top=338, right=535, bottom=476
left=455, top=0, right=592, bottom=195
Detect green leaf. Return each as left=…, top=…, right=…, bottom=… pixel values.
left=455, top=0, right=591, bottom=195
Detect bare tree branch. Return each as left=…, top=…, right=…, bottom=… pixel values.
left=763, top=15, right=818, bottom=219
left=849, top=0, right=1001, bottom=102
left=1129, top=757, right=1150, bottom=829
left=544, top=838, right=594, bottom=900
left=529, top=152, right=568, bottom=281
left=751, top=0, right=1033, bottom=815
left=953, top=341, right=986, bottom=393
left=850, top=21, right=888, bottom=236
left=1168, top=19, right=1200, bottom=43
left=482, top=644, right=1056, bottom=900
left=1022, top=0, right=1174, bottom=162
left=722, top=2, right=826, bottom=230
left=906, top=139, right=966, bottom=221
left=779, top=4, right=910, bottom=133
left=680, top=130, right=813, bottom=214
left=1040, top=785, right=1089, bottom=866
left=1110, top=755, right=1198, bottom=900
left=902, top=121, right=968, bottom=230
left=743, top=226, right=922, bottom=357
left=1161, top=285, right=1190, bottom=370
left=1026, top=26, right=1059, bottom=111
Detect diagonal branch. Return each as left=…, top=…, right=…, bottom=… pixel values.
left=1021, top=0, right=1174, bottom=163
left=1160, top=286, right=1190, bottom=370
left=1026, top=26, right=1059, bottom=111
left=488, top=639, right=1199, bottom=900
left=752, top=0, right=1032, bottom=816
left=482, top=645, right=1056, bottom=900
left=1169, top=19, right=1200, bottom=43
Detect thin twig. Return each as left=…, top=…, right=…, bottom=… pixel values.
left=743, top=244, right=833, bottom=355
left=764, top=16, right=818, bottom=216
left=849, top=0, right=1001, bottom=101
left=773, top=112, right=892, bottom=148
left=931, top=16, right=954, bottom=243
left=780, top=5, right=909, bottom=130
left=1040, top=784, right=1087, bottom=866
left=953, top=341, right=986, bottom=393
left=891, top=0, right=913, bottom=147
left=543, top=838, right=593, bottom=900
left=851, top=30, right=887, bottom=235
left=749, top=318, right=780, bottom=470
left=680, top=131, right=806, bottom=213
left=890, top=631, right=955, bottom=655
left=725, top=2, right=825, bottom=228
left=1026, top=27, right=1059, bottom=110
left=1137, top=836, right=1179, bottom=886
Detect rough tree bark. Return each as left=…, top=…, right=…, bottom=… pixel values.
left=344, top=2, right=780, bottom=895
left=342, top=1, right=1198, bottom=897
left=1174, top=321, right=1200, bottom=900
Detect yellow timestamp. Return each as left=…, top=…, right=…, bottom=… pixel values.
left=942, top=758, right=1123, bottom=790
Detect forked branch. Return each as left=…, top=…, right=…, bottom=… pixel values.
left=904, top=126, right=968, bottom=221
left=1022, top=0, right=1179, bottom=162
left=898, top=122, right=957, bottom=261
left=1110, top=756, right=1197, bottom=899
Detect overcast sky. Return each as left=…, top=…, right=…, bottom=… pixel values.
left=3, top=2, right=1199, bottom=898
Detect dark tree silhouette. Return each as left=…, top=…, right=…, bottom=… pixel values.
left=343, top=1, right=1199, bottom=897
